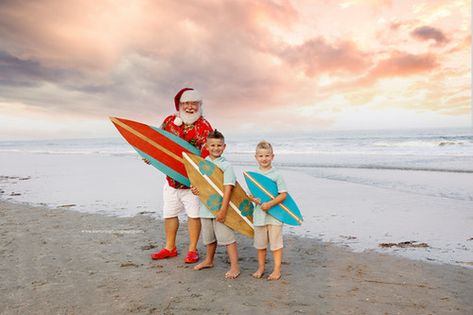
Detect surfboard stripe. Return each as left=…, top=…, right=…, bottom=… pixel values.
left=183, top=153, right=254, bottom=229
left=120, top=118, right=199, bottom=159
left=150, top=126, right=200, bottom=155
left=136, top=148, right=191, bottom=187
left=112, top=119, right=189, bottom=178
left=243, top=171, right=303, bottom=225
left=111, top=117, right=184, bottom=163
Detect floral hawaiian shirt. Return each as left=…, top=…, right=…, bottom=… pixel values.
left=161, top=114, right=213, bottom=189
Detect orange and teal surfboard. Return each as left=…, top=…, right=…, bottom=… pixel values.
left=110, top=117, right=200, bottom=186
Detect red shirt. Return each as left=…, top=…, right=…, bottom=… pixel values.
left=161, top=114, right=213, bottom=189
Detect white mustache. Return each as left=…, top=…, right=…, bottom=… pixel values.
left=179, top=108, right=202, bottom=124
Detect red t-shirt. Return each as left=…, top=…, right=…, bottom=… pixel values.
left=161, top=114, right=213, bottom=189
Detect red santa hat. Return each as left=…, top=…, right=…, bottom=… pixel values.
left=174, top=87, right=202, bottom=111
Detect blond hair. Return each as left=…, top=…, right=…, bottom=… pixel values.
left=256, top=140, right=273, bottom=154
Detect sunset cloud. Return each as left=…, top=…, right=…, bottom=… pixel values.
left=0, top=0, right=470, bottom=139
left=278, top=37, right=372, bottom=77
left=370, top=51, right=438, bottom=78
left=411, top=26, right=449, bottom=45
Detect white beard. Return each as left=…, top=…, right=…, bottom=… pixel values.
left=179, top=108, right=202, bottom=125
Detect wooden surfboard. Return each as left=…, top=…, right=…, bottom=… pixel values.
left=243, top=171, right=303, bottom=226
left=110, top=117, right=200, bottom=186
left=182, top=152, right=254, bottom=238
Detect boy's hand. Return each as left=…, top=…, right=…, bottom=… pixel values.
left=190, top=185, right=199, bottom=196
left=215, top=209, right=226, bottom=222
left=248, top=194, right=261, bottom=205
left=142, top=158, right=150, bottom=165
left=261, top=202, right=271, bottom=211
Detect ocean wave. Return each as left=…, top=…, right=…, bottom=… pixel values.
left=230, top=159, right=473, bottom=173
left=438, top=141, right=465, bottom=146
left=373, top=140, right=467, bottom=148
left=0, top=149, right=136, bottom=156
left=280, top=163, right=473, bottom=174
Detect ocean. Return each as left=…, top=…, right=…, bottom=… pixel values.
left=1, top=127, right=472, bottom=201
left=1, top=127, right=472, bottom=170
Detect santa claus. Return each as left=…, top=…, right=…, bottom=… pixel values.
left=148, top=88, right=213, bottom=264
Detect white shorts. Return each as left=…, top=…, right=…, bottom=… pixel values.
left=162, top=184, right=200, bottom=218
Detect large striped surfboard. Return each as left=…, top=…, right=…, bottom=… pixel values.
left=244, top=171, right=303, bottom=226
left=110, top=117, right=200, bottom=186
left=182, top=152, right=254, bottom=238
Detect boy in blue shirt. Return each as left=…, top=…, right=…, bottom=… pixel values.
left=249, top=141, right=287, bottom=280
left=191, top=130, right=240, bottom=279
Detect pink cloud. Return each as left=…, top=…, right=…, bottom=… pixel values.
left=277, top=37, right=372, bottom=77
left=370, top=51, right=438, bottom=77
left=0, top=0, right=299, bottom=113
left=323, top=50, right=440, bottom=94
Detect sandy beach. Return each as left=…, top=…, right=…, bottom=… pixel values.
left=1, top=200, right=472, bottom=315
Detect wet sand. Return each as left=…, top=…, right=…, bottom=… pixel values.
left=1, top=201, right=472, bottom=315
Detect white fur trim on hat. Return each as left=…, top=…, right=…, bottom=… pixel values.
left=180, top=89, right=202, bottom=103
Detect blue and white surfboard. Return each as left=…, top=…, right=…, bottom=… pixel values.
left=244, top=171, right=303, bottom=226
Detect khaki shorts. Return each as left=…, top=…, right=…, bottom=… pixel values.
left=254, top=225, right=283, bottom=251
left=201, top=218, right=236, bottom=246
left=162, top=184, right=200, bottom=218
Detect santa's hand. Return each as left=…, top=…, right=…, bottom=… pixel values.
left=190, top=185, right=199, bottom=196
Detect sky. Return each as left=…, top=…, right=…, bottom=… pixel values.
left=0, top=0, right=471, bottom=140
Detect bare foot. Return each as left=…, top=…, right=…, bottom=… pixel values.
left=267, top=271, right=281, bottom=281
left=194, top=260, right=214, bottom=270
left=225, top=269, right=240, bottom=279
left=252, top=268, right=265, bottom=279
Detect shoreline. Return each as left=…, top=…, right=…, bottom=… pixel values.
left=5, top=195, right=473, bottom=270
left=1, top=200, right=472, bottom=314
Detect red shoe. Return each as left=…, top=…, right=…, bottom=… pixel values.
left=184, top=250, right=199, bottom=264
left=150, top=247, right=178, bottom=260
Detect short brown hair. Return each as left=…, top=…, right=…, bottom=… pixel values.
left=256, top=140, right=273, bottom=154
left=207, top=129, right=225, bottom=141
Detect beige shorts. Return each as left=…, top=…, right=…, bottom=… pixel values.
left=201, top=218, right=236, bottom=246
left=162, top=184, right=200, bottom=218
left=254, top=225, right=283, bottom=251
